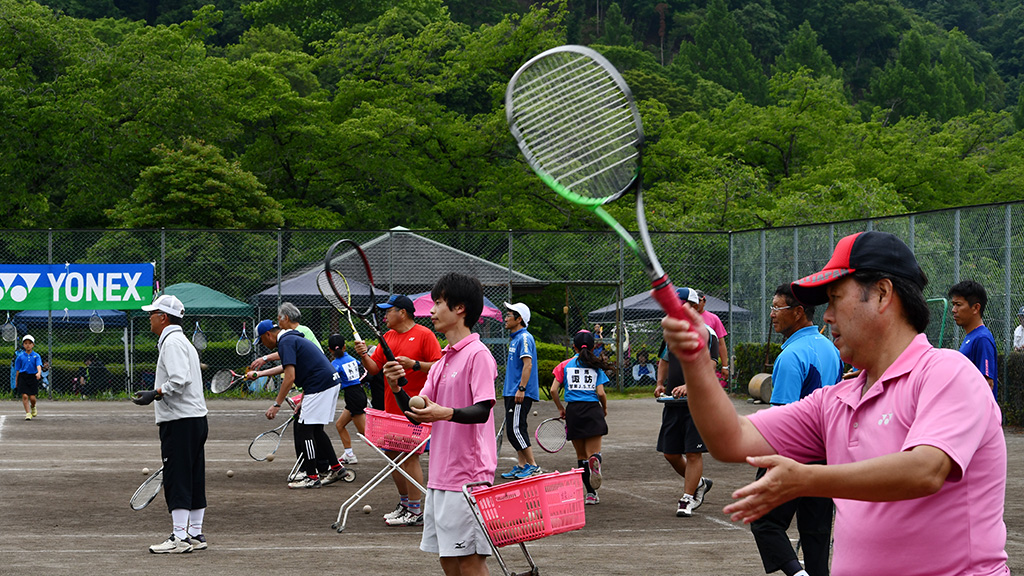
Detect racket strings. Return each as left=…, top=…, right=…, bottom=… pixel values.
left=210, top=371, right=233, bottom=393
left=536, top=420, right=566, bottom=449
left=510, top=53, right=640, bottom=199
left=250, top=432, right=280, bottom=458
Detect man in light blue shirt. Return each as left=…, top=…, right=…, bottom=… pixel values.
left=499, top=302, right=541, bottom=479
left=751, top=284, right=843, bottom=576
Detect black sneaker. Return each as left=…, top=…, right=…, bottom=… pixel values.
left=189, top=534, right=208, bottom=551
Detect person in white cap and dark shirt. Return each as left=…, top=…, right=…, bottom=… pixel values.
left=15, top=334, right=42, bottom=420
left=499, top=302, right=542, bottom=479
left=133, top=294, right=209, bottom=554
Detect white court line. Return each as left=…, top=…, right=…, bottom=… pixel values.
left=601, top=485, right=742, bottom=531
left=0, top=414, right=5, bottom=442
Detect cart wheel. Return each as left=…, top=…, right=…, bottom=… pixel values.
left=331, top=522, right=339, bottom=530
left=336, top=525, right=345, bottom=533
left=343, top=469, right=357, bottom=482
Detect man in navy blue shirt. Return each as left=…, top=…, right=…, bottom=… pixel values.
left=949, top=280, right=998, bottom=399
left=751, top=284, right=843, bottom=576
left=253, top=320, right=347, bottom=488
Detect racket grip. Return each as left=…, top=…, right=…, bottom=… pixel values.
left=650, top=275, right=687, bottom=320
left=397, top=376, right=409, bottom=388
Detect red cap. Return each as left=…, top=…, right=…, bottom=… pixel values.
left=791, top=231, right=926, bottom=306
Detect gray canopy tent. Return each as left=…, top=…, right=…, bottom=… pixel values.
left=588, top=290, right=751, bottom=324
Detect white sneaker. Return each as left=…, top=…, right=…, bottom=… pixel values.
left=384, top=509, right=423, bottom=527
left=692, top=477, right=713, bottom=510
left=587, top=455, right=602, bottom=490
left=676, top=494, right=695, bottom=518
left=383, top=503, right=407, bottom=521
left=287, top=476, right=321, bottom=489
left=189, top=534, right=207, bottom=551
left=320, top=467, right=347, bottom=486
left=149, top=535, right=193, bottom=554
left=341, top=453, right=358, bottom=465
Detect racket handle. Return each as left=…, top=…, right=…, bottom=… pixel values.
left=650, top=275, right=687, bottom=320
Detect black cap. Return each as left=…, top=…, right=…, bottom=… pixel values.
left=328, top=334, right=345, bottom=351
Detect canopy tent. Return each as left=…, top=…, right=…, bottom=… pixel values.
left=154, top=282, right=254, bottom=317
left=13, top=309, right=129, bottom=329
left=587, top=290, right=751, bottom=324
left=250, top=269, right=386, bottom=310
left=408, top=292, right=503, bottom=323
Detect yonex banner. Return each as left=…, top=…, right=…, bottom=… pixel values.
left=0, top=264, right=154, bottom=311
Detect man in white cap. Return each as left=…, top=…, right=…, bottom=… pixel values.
left=499, top=302, right=541, bottom=479
left=133, top=294, right=209, bottom=554
left=15, top=334, right=42, bottom=420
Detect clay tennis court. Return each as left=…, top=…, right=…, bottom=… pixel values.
left=2, top=397, right=1022, bottom=575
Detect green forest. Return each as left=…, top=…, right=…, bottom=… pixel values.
left=3, top=0, right=1024, bottom=232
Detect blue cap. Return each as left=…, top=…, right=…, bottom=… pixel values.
left=377, top=294, right=415, bottom=316
left=676, top=287, right=699, bottom=305
left=256, top=319, right=277, bottom=336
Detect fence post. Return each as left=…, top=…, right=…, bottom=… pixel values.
left=47, top=229, right=53, bottom=399
left=792, top=228, right=799, bottom=280
left=954, top=209, right=961, bottom=284
left=908, top=215, right=915, bottom=253
left=617, top=235, right=624, bottom=391
left=1005, top=205, right=1013, bottom=404
left=728, top=231, right=735, bottom=392
left=160, top=228, right=166, bottom=289
left=507, top=230, right=513, bottom=303
left=276, top=229, right=282, bottom=310
left=760, top=229, right=766, bottom=346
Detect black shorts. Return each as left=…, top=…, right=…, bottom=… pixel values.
left=565, top=401, right=607, bottom=440
left=656, top=404, right=706, bottom=455
left=342, top=385, right=367, bottom=416
left=16, top=372, right=39, bottom=396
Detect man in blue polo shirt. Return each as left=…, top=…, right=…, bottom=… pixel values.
left=751, top=284, right=843, bottom=576
left=949, top=280, right=998, bottom=400
left=499, top=302, right=541, bottom=479
left=252, top=320, right=348, bottom=488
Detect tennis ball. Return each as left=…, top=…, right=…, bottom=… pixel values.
left=266, top=453, right=275, bottom=462
left=142, top=467, right=150, bottom=475
left=409, top=395, right=426, bottom=410
left=533, top=410, right=538, bottom=416
left=226, top=470, right=234, bottom=478
left=363, top=504, right=372, bottom=514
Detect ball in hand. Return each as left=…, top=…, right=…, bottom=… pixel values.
left=266, top=453, right=275, bottom=462
left=226, top=470, right=234, bottom=478
left=362, top=504, right=372, bottom=514
left=142, top=467, right=150, bottom=475
left=409, top=395, right=426, bottom=410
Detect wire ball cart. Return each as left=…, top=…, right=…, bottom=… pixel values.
left=332, top=408, right=431, bottom=533
left=463, top=469, right=586, bottom=576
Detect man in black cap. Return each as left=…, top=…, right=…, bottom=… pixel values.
left=660, top=231, right=1008, bottom=576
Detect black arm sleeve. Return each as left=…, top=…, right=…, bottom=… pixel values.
left=450, top=400, right=493, bottom=424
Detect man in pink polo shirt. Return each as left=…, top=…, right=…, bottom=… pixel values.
left=661, top=231, right=1008, bottom=576
left=383, top=272, right=497, bottom=576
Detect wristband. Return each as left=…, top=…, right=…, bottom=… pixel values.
left=273, top=403, right=281, bottom=408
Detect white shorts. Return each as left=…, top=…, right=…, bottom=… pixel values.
left=298, top=385, right=340, bottom=425
left=420, top=489, right=492, bottom=558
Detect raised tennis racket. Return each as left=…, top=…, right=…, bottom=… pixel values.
left=191, top=321, right=207, bottom=351
left=89, top=310, right=104, bottom=333
left=235, top=321, right=252, bottom=356
left=130, top=466, right=163, bottom=511
left=248, top=416, right=293, bottom=461
left=211, top=369, right=247, bottom=394
left=506, top=45, right=686, bottom=323
left=322, top=239, right=406, bottom=387
left=317, top=269, right=362, bottom=343
left=535, top=416, right=567, bottom=453
left=1, top=312, right=15, bottom=342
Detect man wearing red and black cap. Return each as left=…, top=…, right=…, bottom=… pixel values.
left=660, top=231, right=1008, bottom=576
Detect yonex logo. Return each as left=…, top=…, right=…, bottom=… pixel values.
left=878, top=413, right=892, bottom=425
left=0, top=273, right=41, bottom=302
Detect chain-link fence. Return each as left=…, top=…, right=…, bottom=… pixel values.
left=3, top=202, right=1024, bottom=420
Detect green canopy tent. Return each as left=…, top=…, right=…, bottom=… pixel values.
left=129, top=283, right=254, bottom=393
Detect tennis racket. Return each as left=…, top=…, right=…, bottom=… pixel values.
left=535, top=416, right=567, bottom=453
left=322, top=239, right=406, bottom=387
left=1, top=312, right=15, bottom=342
left=248, top=416, right=294, bottom=461
left=495, top=410, right=508, bottom=455
left=236, top=321, right=252, bottom=356
left=89, top=310, right=104, bottom=333
left=191, top=321, right=207, bottom=351
left=317, top=270, right=362, bottom=343
left=657, top=394, right=688, bottom=404
left=130, top=466, right=163, bottom=511
left=211, top=369, right=247, bottom=394
left=506, top=45, right=686, bottom=323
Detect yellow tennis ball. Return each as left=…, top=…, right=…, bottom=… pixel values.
left=409, top=395, right=426, bottom=410
left=226, top=470, right=234, bottom=478
left=266, top=453, right=275, bottom=462
left=142, top=467, right=150, bottom=475
left=362, top=504, right=372, bottom=514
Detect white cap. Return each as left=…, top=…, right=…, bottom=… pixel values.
left=503, top=302, right=531, bottom=326
left=142, top=294, right=185, bottom=318
left=22, top=334, right=34, bottom=343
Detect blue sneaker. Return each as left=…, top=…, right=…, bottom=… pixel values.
left=513, top=464, right=542, bottom=479
left=500, top=465, right=524, bottom=479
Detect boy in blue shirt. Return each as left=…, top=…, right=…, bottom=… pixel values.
left=16, top=335, right=42, bottom=420
left=329, top=334, right=367, bottom=465
left=499, top=302, right=541, bottom=479
left=949, top=280, right=999, bottom=399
